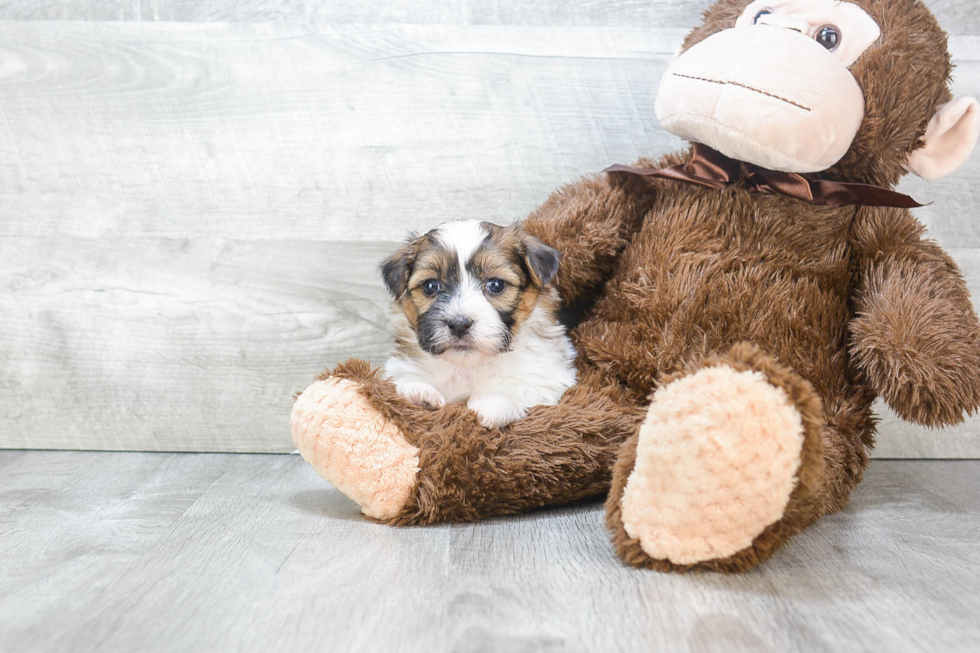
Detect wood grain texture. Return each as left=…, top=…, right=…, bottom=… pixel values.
left=0, top=0, right=976, bottom=35
left=0, top=2, right=706, bottom=27
left=1, top=452, right=978, bottom=652
left=0, top=22, right=688, bottom=241
left=0, top=238, right=395, bottom=451
left=0, top=17, right=978, bottom=454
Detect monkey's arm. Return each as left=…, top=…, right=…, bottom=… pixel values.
left=850, top=207, right=980, bottom=426
left=521, top=165, right=659, bottom=309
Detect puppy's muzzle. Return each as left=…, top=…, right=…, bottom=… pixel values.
left=446, top=316, right=474, bottom=338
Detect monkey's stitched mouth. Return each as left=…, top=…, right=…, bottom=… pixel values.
left=672, top=73, right=812, bottom=112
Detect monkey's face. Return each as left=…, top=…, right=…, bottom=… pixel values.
left=656, top=0, right=882, bottom=173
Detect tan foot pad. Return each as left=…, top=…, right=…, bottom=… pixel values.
left=621, top=365, right=805, bottom=565
left=290, top=378, right=419, bottom=520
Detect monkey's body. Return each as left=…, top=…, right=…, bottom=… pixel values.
left=575, top=153, right=859, bottom=407
left=291, top=0, right=980, bottom=572
left=523, top=153, right=930, bottom=570
left=567, top=154, right=878, bottom=549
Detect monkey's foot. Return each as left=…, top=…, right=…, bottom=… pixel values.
left=291, top=377, right=420, bottom=520
left=606, top=344, right=825, bottom=571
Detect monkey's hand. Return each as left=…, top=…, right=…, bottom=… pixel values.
left=851, top=232, right=980, bottom=427
left=520, top=156, right=667, bottom=309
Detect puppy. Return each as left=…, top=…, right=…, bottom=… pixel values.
left=380, top=220, right=577, bottom=428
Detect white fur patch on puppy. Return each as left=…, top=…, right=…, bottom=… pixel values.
left=394, top=380, right=446, bottom=411
left=467, top=394, right=527, bottom=429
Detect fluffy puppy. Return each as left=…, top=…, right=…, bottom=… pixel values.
left=380, top=220, right=577, bottom=428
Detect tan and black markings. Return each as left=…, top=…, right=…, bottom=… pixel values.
left=380, top=221, right=560, bottom=357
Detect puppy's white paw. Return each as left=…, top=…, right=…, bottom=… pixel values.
left=396, top=381, right=446, bottom=411
left=468, top=394, right=527, bottom=429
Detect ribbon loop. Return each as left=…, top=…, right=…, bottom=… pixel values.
left=605, top=145, right=924, bottom=209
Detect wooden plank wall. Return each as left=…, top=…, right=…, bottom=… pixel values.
left=1, top=2, right=978, bottom=455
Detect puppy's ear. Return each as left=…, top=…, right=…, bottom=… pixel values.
left=380, top=237, right=418, bottom=298
left=523, top=235, right=560, bottom=287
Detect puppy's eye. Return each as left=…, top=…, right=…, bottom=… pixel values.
left=485, top=279, right=506, bottom=295
left=815, top=25, right=840, bottom=50
left=753, top=8, right=772, bottom=24
left=421, top=279, right=440, bottom=296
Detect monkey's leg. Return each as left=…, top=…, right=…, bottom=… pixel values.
left=605, top=343, right=842, bottom=573
left=291, top=360, right=643, bottom=524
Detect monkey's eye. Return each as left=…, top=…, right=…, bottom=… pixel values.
left=815, top=25, right=840, bottom=50
left=485, top=279, right=506, bottom=295
left=421, top=279, right=440, bottom=296
left=753, top=8, right=772, bottom=24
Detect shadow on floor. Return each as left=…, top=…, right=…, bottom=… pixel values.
left=288, top=488, right=366, bottom=522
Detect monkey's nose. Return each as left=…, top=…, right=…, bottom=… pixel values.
left=446, top=316, right=473, bottom=338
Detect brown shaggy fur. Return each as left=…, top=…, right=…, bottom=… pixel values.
left=306, top=0, right=980, bottom=572
left=324, top=360, right=644, bottom=525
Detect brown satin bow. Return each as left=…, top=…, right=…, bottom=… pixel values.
left=605, top=144, right=924, bottom=208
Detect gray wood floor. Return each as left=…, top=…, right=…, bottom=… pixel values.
left=1, top=452, right=978, bottom=652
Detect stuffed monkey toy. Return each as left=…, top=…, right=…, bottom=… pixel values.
left=291, top=0, right=980, bottom=572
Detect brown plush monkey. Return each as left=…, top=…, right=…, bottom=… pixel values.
left=291, top=0, right=980, bottom=572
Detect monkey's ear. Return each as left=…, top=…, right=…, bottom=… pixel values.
left=380, top=241, right=416, bottom=298
left=907, top=98, right=980, bottom=181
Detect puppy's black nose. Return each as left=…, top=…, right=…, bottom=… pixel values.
left=446, top=316, right=473, bottom=338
